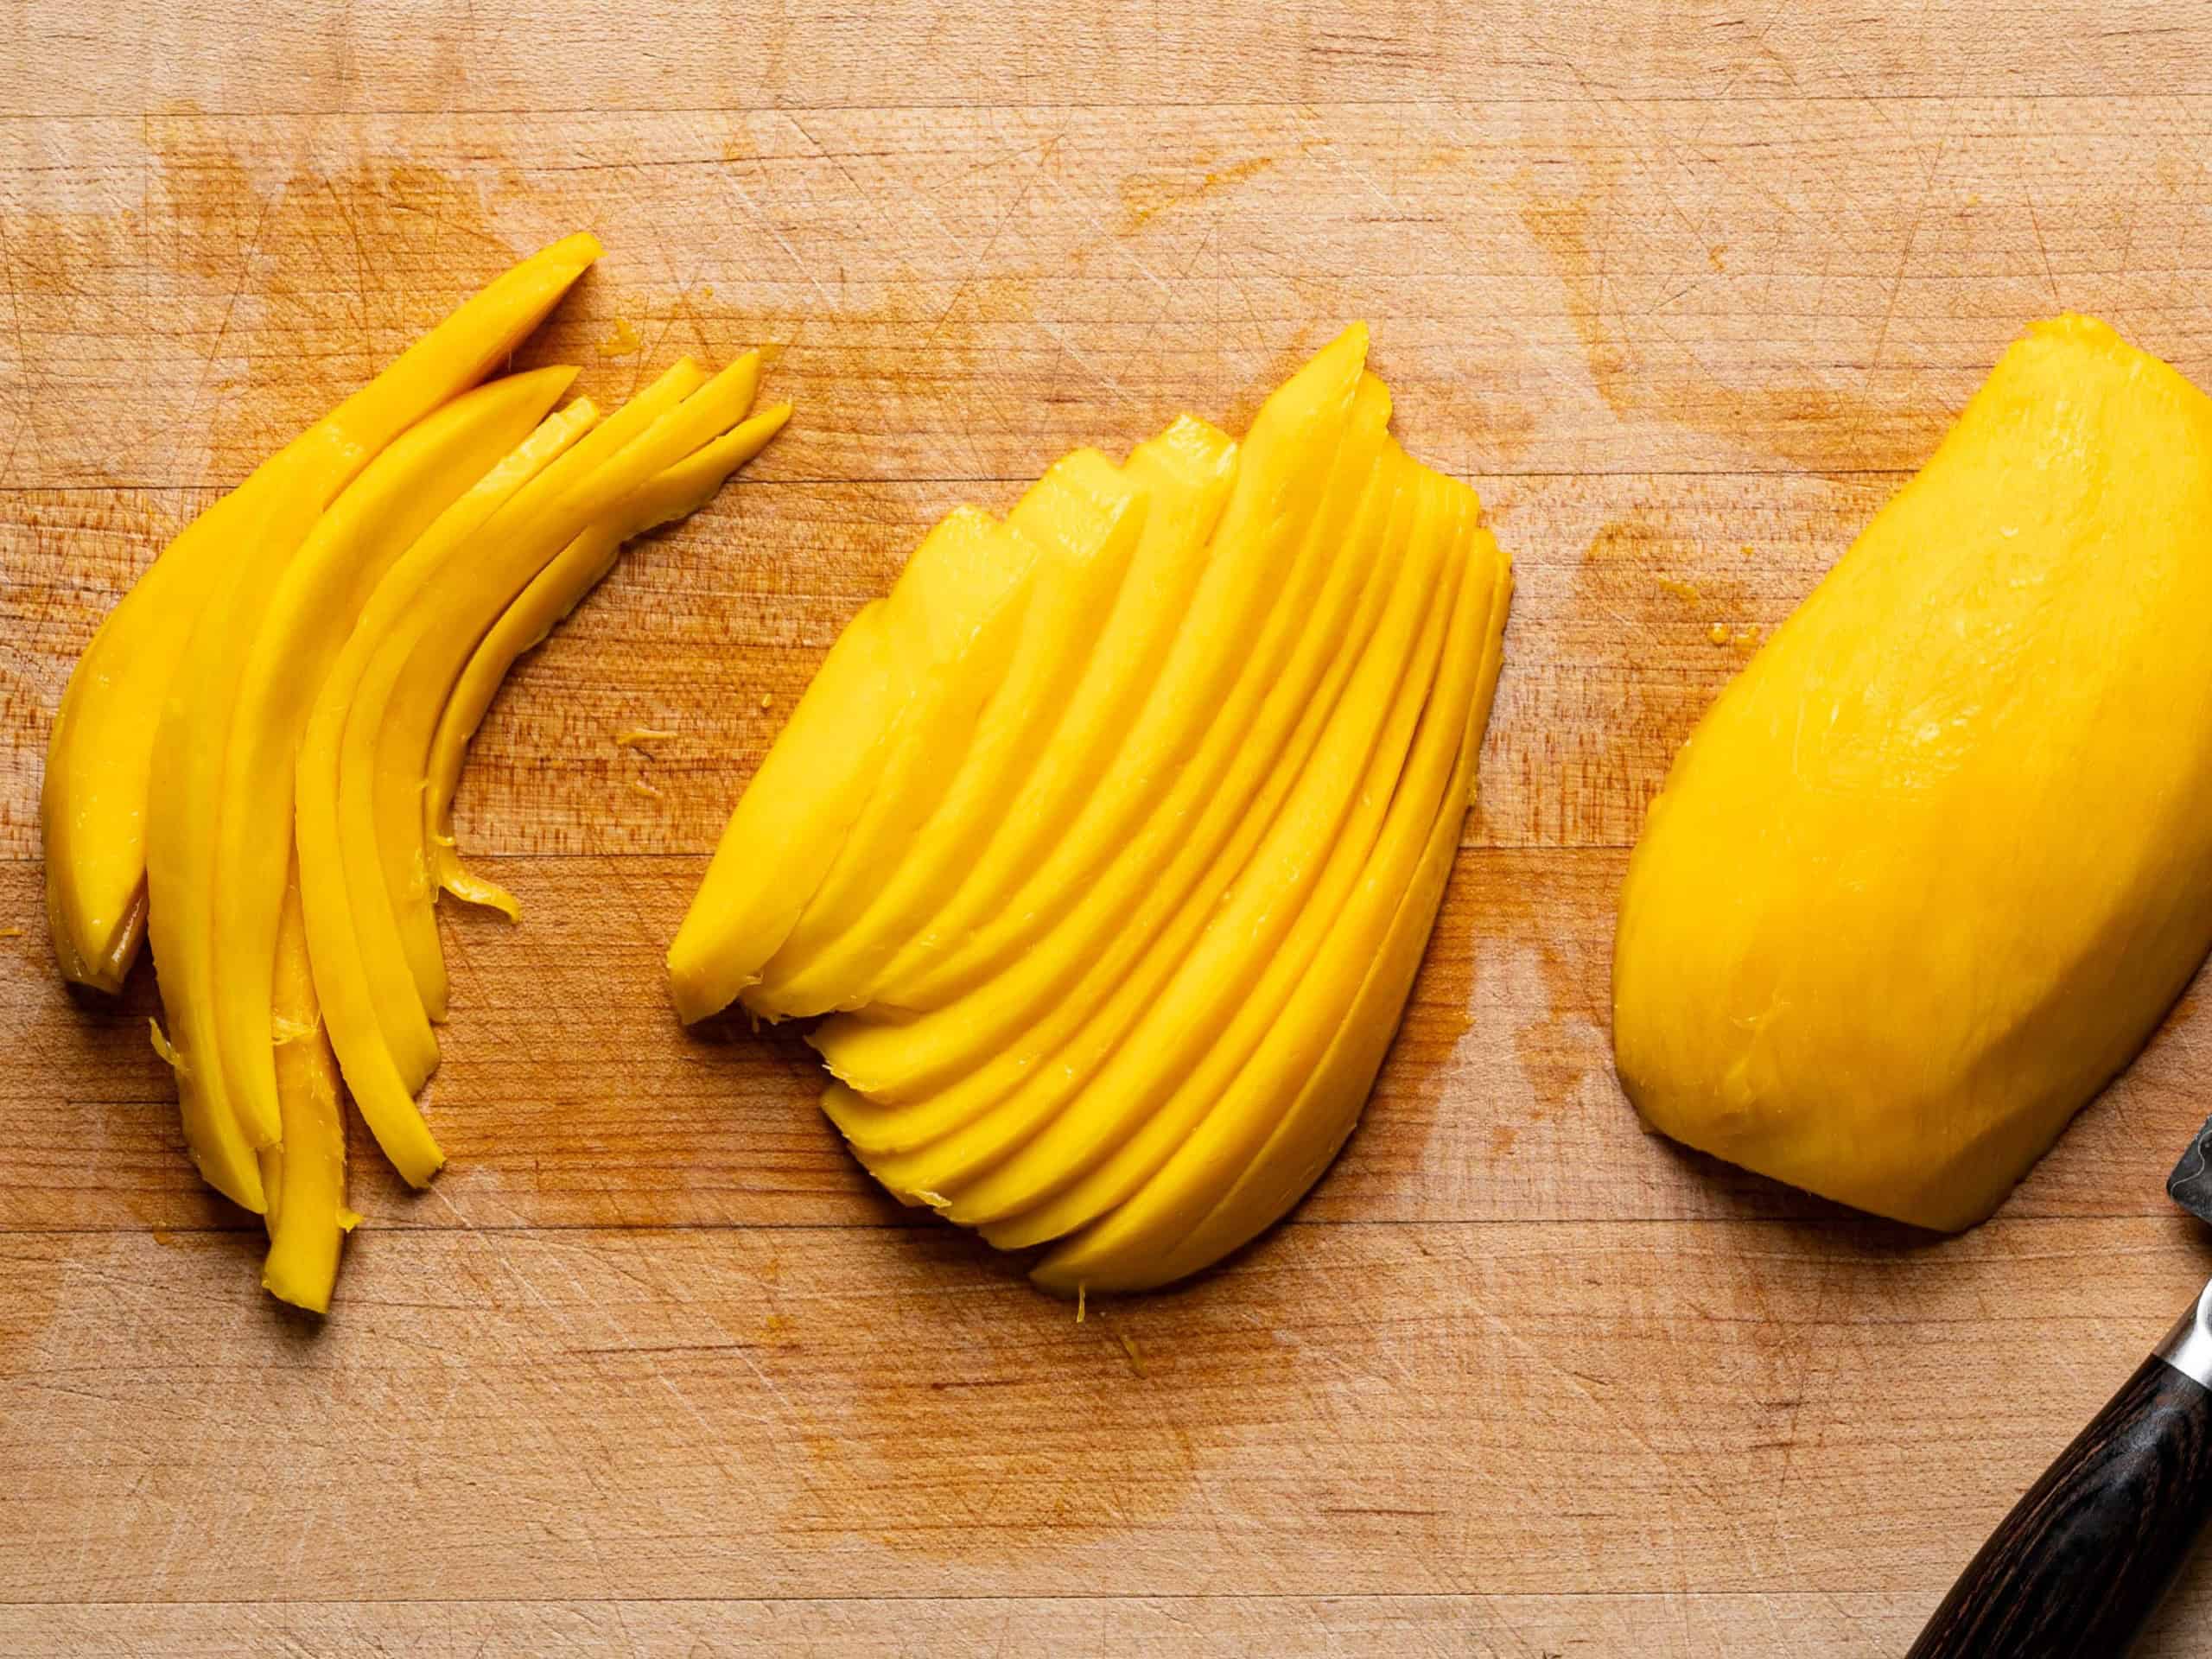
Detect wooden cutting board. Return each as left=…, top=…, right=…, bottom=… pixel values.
left=10, top=4, right=2212, bottom=1652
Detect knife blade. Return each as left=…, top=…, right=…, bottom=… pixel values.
left=2169, top=1111, right=2212, bottom=1223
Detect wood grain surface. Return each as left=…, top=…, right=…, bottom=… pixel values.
left=11, top=5, right=2212, bottom=1654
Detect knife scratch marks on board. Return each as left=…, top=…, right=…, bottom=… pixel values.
left=1519, top=150, right=1931, bottom=474
left=1118, top=153, right=1279, bottom=233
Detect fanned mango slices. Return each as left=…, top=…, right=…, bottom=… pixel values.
left=671, top=326, right=1514, bottom=1294
left=43, top=236, right=788, bottom=1309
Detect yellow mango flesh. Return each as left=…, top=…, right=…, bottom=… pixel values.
left=674, top=324, right=1511, bottom=1294
left=1039, top=537, right=1510, bottom=1291
left=296, top=402, right=601, bottom=1185
left=969, top=467, right=1466, bottom=1241
left=811, top=368, right=1392, bottom=1107
left=260, top=862, right=357, bottom=1314
left=859, top=326, right=1378, bottom=1015
left=748, top=490, right=1077, bottom=1017
left=211, top=367, right=575, bottom=1160
left=666, top=503, right=1020, bottom=1021
left=429, top=402, right=793, bottom=919
left=776, top=421, right=1234, bottom=1028
left=819, top=444, right=1416, bottom=1165
left=1612, top=314, right=2212, bottom=1232
left=370, top=358, right=730, bottom=1023
left=43, top=232, right=600, bottom=999
left=828, top=429, right=1417, bottom=1185
left=143, top=471, right=327, bottom=1207
left=751, top=448, right=1149, bottom=1019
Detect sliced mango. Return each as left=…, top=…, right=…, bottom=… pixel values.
left=45, top=232, right=600, bottom=996
left=260, top=864, right=358, bottom=1314
left=756, top=423, right=1234, bottom=1021
left=1032, top=526, right=1512, bottom=1289
left=813, top=374, right=1397, bottom=1113
left=431, top=402, right=794, bottom=918
left=143, top=465, right=326, bottom=1208
left=751, top=450, right=1150, bottom=1018
left=674, top=325, right=1510, bottom=1294
left=367, top=358, right=716, bottom=1027
left=296, top=402, right=601, bottom=1184
left=861, top=325, right=1377, bottom=1015
left=210, top=367, right=576, bottom=1159
left=1614, top=315, right=2212, bottom=1232
left=666, top=502, right=1021, bottom=1022
left=847, top=441, right=1444, bottom=1211
left=975, top=473, right=1469, bottom=1244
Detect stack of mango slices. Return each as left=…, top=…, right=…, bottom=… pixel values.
left=670, top=325, right=1511, bottom=1294
left=42, top=234, right=789, bottom=1311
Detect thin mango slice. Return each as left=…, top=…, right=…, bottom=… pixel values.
left=144, top=474, right=325, bottom=1207
left=297, top=401, right=602, bottom=1185
left=1614, top=315, right=2212, bottom=1232
left=861, top=324, right=1376, bottom=1015
left=813, top=373, right=1396, bottom=1114
left=369, top=358, right=721, bottom=1027
left=314, top=359, right=762, bottom=1166
left=45, top=232, right=600, bottom=996
left=674, top=325, right=1510, bottom=1294
left=260, top=863, right=359, bottom=1313
left=1031, top=528, right=1512, bottom=1290
left=751, top=449, right=1150, bottom=1019
left=211, top=367, right=577, bottom=1157
left=758, top=424, right=1234, bottom=1021
left=849, top=442, right=1444, bottom=1213
left=820, top=434, right=1415, bottom=1169
left=975, top=473, right=1468, bottom=1244
left=666, top=502, right=1028, bottom=1022
left=431, top=401, right=793, bottom=918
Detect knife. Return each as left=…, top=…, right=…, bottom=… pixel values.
left=1907, top=1116, right=2212, bottom=1657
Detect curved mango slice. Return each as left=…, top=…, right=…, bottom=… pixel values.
left=1031, top=526, right=1512, bottom=1290
left=1035, top=539, right=1503, bottom=1292
left=259, top=862, right=359, bottom=1314
left=842, top=423, right=1238, bottom=997
left=210, top=367, right=577, bottom=1158
left=813, top=373, right=1395, bottom=1113
left=759, top=425, right=1235, bottom=1021
left=368, top=358, right=722, bottom=1026
left=674, top=324, right=1508, bottom=1294
left=751, top=449, right=1150, bottom=1018
left=976, top=474, right=1468, bottom=1244
left=1614, top=315, right=2212, bottom=1232
left=296, top=402, right=601, bottom=1184
left=665, top=501, right=1028, bottom=1023
left=859, top=325, right=1376, bottom=1015
left=849, top=445, right=1446, bottom=1214
left=431, top=400, right=794, bottom=918
left=44, top=232, right=601, bottom=997
left=820, top=435, right=1415, bottom=1168
left=144, top=474, right=327, bottom=1205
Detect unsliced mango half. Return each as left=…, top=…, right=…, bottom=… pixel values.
left=1614, top=315, right=2212, bottom=1232
left=671, top=326, right=1514, bottom=1294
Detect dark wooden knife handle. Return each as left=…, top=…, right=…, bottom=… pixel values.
left=1907, top=1353, right=2212, bottom=1658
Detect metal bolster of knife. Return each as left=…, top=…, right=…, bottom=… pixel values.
left=2161, top=1115, right=2212, bottom=1389
left=2155, top=1280, right=2212, bottom=1390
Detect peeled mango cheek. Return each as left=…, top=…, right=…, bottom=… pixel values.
left=1612, top=314, right=2212, bottom=1233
